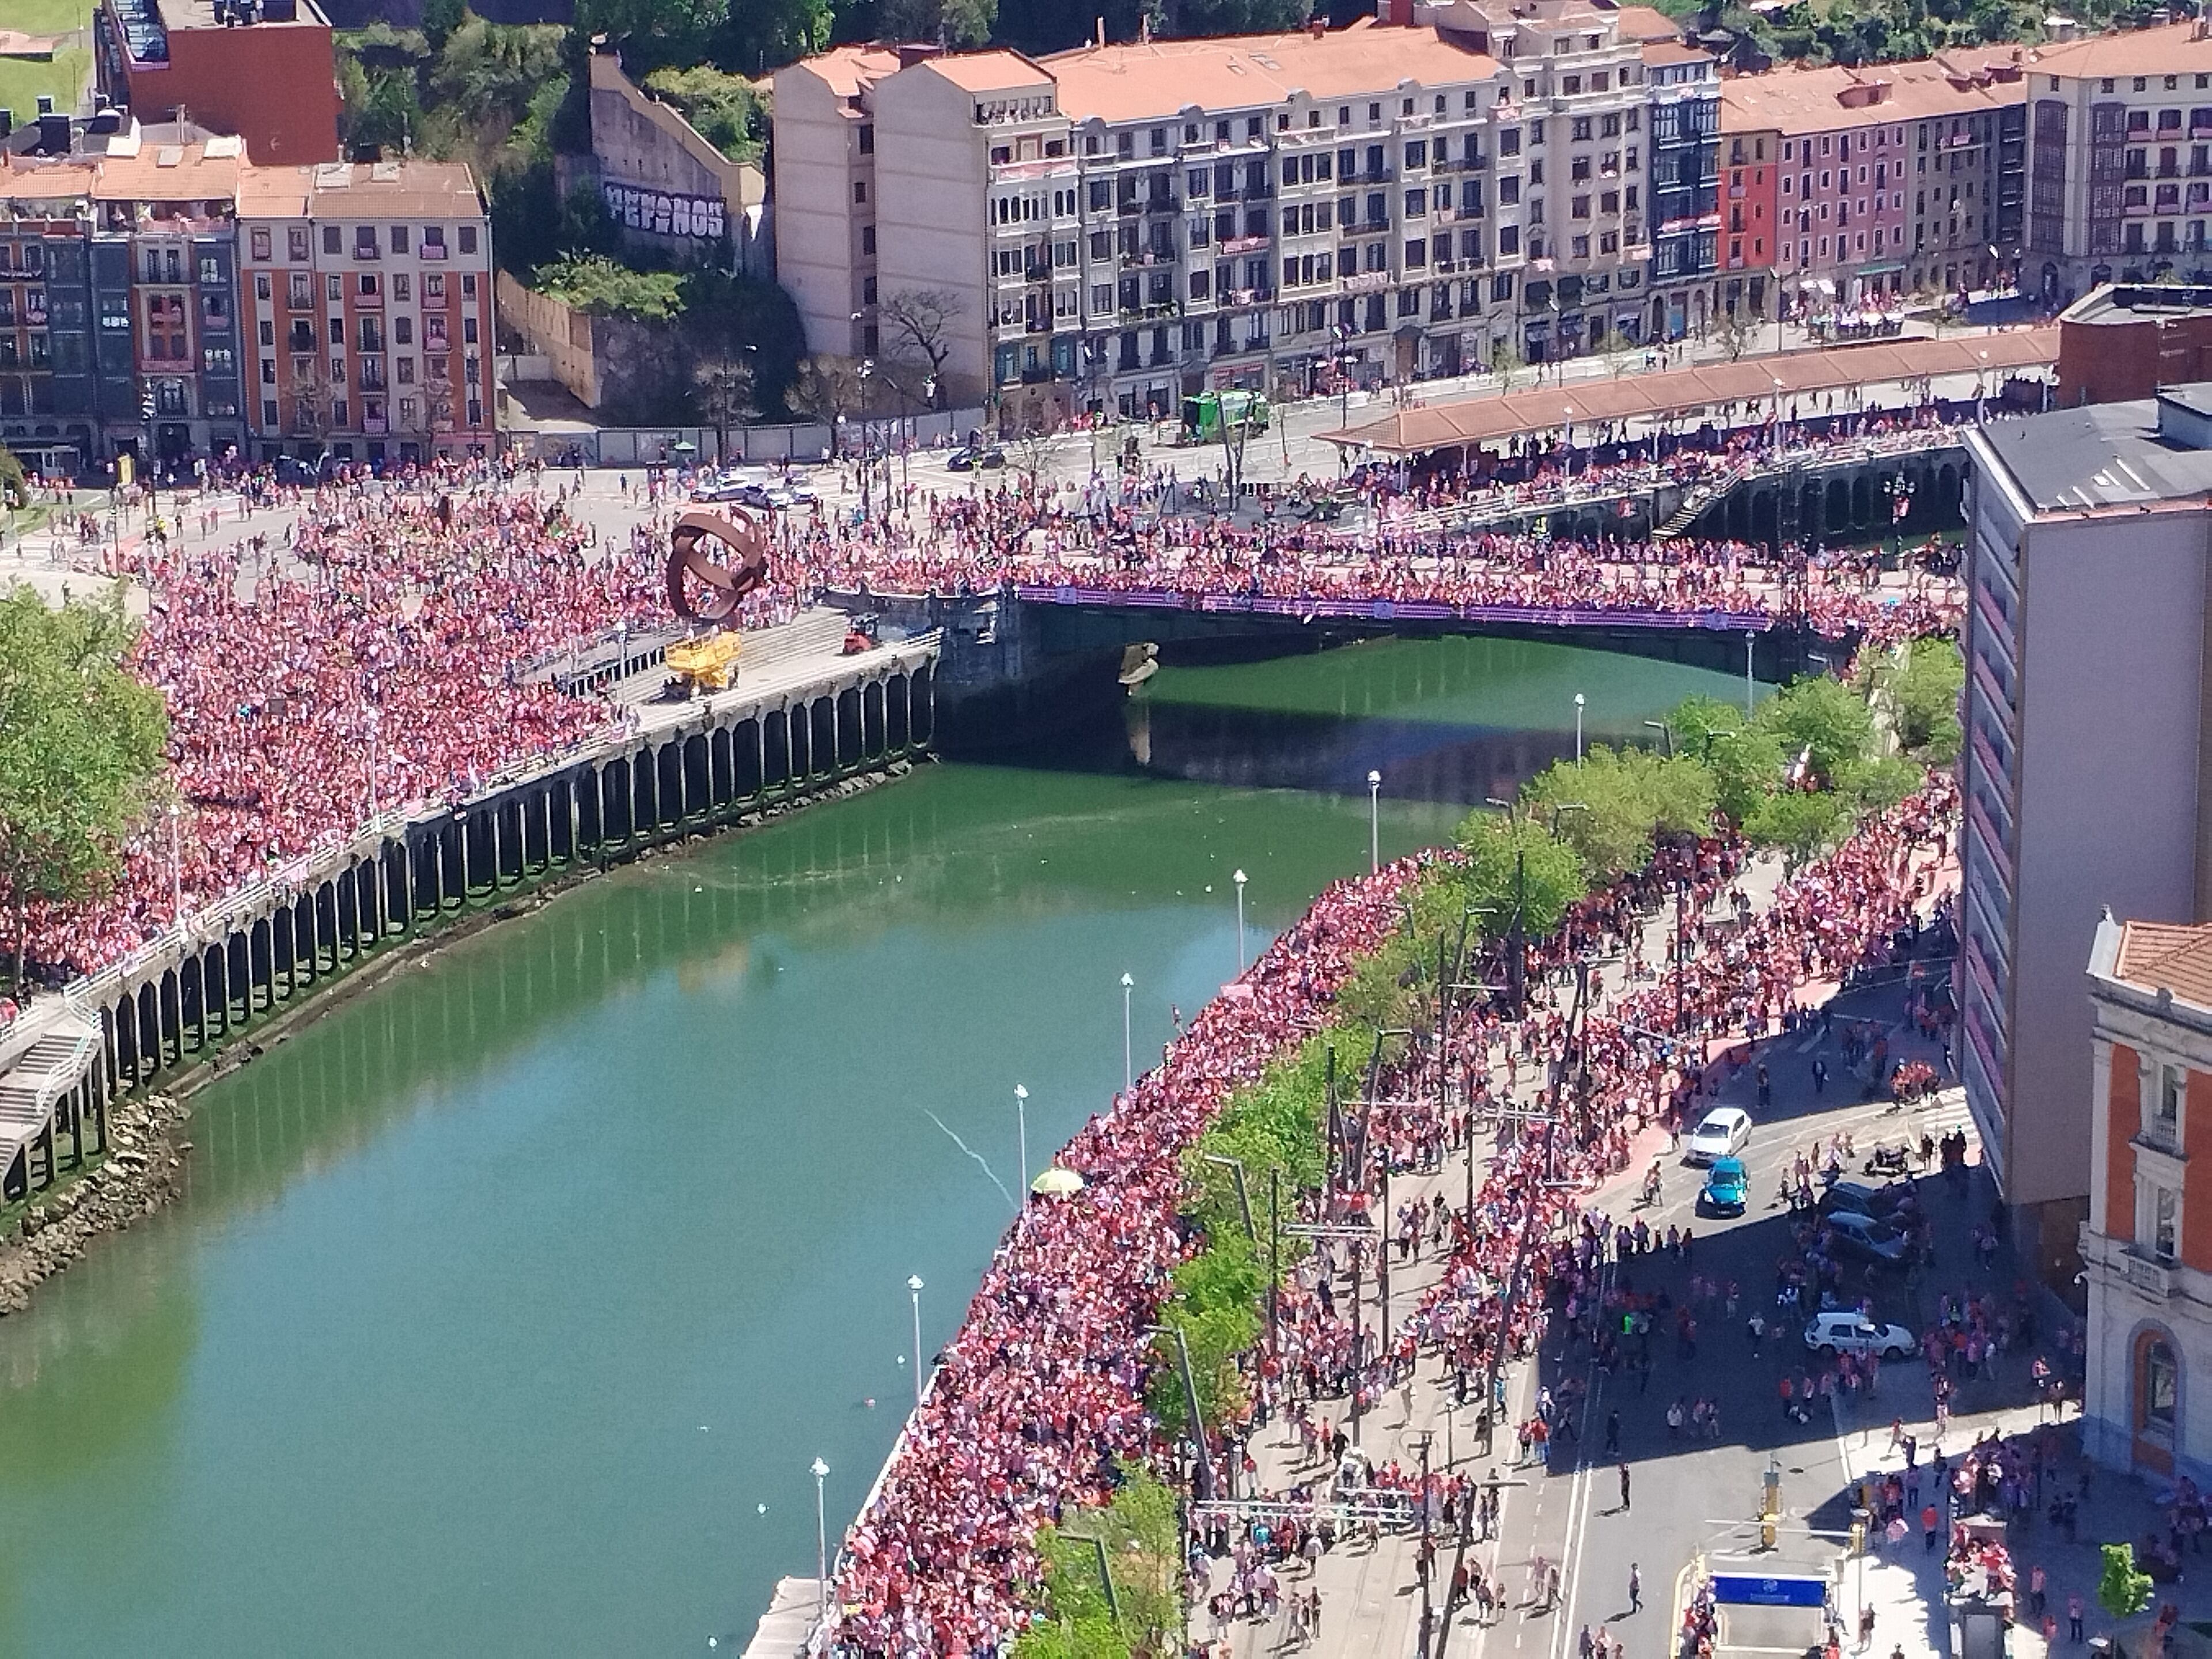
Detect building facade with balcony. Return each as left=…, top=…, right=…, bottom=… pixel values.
left=0, top=165, right=102, bottom=479
left=0, top=141, right=490, bottom=472
left=86, top=136, right=247, bottom=465
left=237, top=159, right=494, bottom=466
left=1718, top=123, right=1779, bottom=324
left=1642, top=36, right=1721, bottom=340
left=1960, top=386, right=2212, bottom=1285
left=2083, top=911, right=2212, bottom=1486
left=2020, top=21, right=2212, bottom=305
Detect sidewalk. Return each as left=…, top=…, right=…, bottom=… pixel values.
left=1191, top=853, right=1796, bottom=1659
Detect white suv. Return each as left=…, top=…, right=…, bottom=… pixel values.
left=1803, top=1311, right=1914, bottom=1359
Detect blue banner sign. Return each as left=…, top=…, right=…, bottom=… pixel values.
left=1711, top=1575, right=1828, bottom=1608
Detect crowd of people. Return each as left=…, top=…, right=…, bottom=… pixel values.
left=824, top=853, right=1437, bottom=1654
left=11, top=479, right=678, bottom=982
left=7, top=436, right=1964, bottom=988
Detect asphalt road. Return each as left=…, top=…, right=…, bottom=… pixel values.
left=1480, top=974, right=1977, bottom=1659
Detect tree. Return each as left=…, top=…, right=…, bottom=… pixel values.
left=789, top=355, right=866, bottom=456
left=879, top=0, right=999, bottom=44
left=0, top=442, right=25, bottom=510
left=1016, top=1467, right=1183, bottom=1659
left=0, top=587, right=171, bottom=993
left=1753, top=673, right=1876, bottom=791
left=693, top=357, right=756, bottom=459
left=1715, top=305, right=1762, bottom=362
left=880, top=289, right=966, bottom=408
left=1488, top=332, right=1527, bottom=394
left=573, top=0, right=729, bottom=75
left=642, top=65, right=767, bottom=164
left=1452, top=811, right=1590, bottom=940
left=1520, top=746, right=1717, bottom=882
left=421, top=0, right=468, bottom=51
left=1888, top=637, right=1964, bottom=762
left=2097, top=1542, right=2154, bottom=1624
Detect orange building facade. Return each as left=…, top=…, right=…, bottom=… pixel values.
left=2084, top=912, right=2212, bottom=1484
left=237, top=161, right=494, bottom=465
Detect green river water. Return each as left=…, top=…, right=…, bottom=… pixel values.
left=0, top=635, right=1750, bottom=1657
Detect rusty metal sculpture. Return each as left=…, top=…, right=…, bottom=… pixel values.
left=665, top=506, right=770, bottom=624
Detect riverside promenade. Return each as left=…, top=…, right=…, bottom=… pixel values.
left=0, top=606, right=939, bottom=1217
left=743, top=775, right=1967, bottom=1659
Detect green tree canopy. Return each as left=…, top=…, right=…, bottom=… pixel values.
left=574, top=0, right=729, bottom=75
left=2097, top=1541, right=2154, bottom=1623
left=1520, top=745, right=1717, bottom=882
left=1887, top=637, right=1964, bottom=763
left=642, top=65, right=767, bottom=164
left=1753, top=674, right=1876, bottom=791
left=0, top=586, right=171, bottom=991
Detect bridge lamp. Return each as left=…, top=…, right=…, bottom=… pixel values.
left=1366, top=770, right=1382, bottom=874
left=1573, top=693, right=1586, bottom=764
left=1233, top=869, right=1248, bottom=972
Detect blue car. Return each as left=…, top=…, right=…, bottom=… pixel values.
left=1699, top=1156, right=1749, bottom=1216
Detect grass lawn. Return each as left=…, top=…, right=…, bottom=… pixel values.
left=0, top=0, right=91, bottom=118
left=7, top=0, right=93, bottom=35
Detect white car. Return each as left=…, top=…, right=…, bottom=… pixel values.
left=1803, top=1310, right=1915, bottom=1359
left=1683, top=1106, right=1752, bottom=1165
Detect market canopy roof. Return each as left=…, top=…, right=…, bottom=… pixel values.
left=1319, top=327, right=2058, bottom=457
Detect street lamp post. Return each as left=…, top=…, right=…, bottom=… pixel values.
left=1013, top=1084, right=1029, bottom=1199
left=1233, top=868, right=1248, bottom=972
left=1573, top=692, right=1586, bottom=764
left=858, top=359, right=876, bottom=521
left=1744, top=631, right=1757, bottom=718
left=810, top=1457, right=831, bottom=1632
left=1366, top=770, right=1382, bottom=874
left=168, top=801, right=183, bottom=924
left=907, top=1274, right=925, bottom=1409
left=1120, top=972, right=1134, bottom=1093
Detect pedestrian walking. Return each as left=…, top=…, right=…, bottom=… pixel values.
left=2069, top=1592, right=2084, bottom=1642
left=1619, top=1461, right=1633, bottom=1512
left=1605, top=1410, right=1622, bottom=1457
left=1628, top=1562, right=1642, bottom=1612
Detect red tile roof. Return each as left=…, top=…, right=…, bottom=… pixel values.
left=2114, top=919, right=2212, bottom=1009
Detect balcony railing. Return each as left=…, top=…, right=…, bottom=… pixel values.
left=1219, top=233, right=1269, bottom=255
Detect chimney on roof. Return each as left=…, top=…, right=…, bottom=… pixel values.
left=1139, top=12, right=1149, bottom=41
left=1095, top=13, right=1105, bottom=45
left=1309, top=14, right=1325, bottom=34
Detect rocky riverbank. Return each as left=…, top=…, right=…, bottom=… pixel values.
left=0, top=1089, right=193, bottom=1315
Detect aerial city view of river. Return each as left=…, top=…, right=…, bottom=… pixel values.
left=0, top=636, right=1751, bottom=1656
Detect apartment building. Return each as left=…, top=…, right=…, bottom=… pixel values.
left=88, top=136, right=247, bottom=465
left=237, top=160, right=495, bottom=467
left=1960, top=385, right=2212, bottom=1282
left=1641, top=31, right=1722, bottom=339
left=776, top=3, right=1728, bottom=425
left=2019, top=20, right=2212, bottom=304
left=1718, top=122, right=1778, bottom=320
left=2082, top=911, right=2212, bottom=1485
left=0, top=136, right=490, bottom=474
left=1899, top=49, right=2028, bottom=301
left=0, top=165, right=100, bottom=477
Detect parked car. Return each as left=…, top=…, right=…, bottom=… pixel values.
left=1684, top=1106, right=1752, bottom=1166
left=1698, top=1156, right=1749, bottom=1216
left=1803, top=1310, right=1916, bottom=1359
left=1818, top=1179, right=1915, bottom=1219
left=1823, top=1209, right=1914, bottom=1267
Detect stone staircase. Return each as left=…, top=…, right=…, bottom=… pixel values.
left=0, top=1011, right=99, bottom=1186
left=1652, top=462, right=1748, bottom=541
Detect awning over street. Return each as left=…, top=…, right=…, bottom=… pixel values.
left=1317, top=328, right=2058, bottom=457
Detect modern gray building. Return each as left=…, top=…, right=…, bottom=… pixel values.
left=1963, top=387, right=2212, bottom=1283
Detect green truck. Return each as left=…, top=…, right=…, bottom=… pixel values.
left=1181, top=389, right=1271, bottom=440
